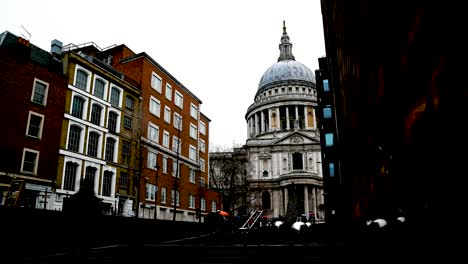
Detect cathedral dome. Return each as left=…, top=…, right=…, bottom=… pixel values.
left=258, top=59, right=315, bottom=91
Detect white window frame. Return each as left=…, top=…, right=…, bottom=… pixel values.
left=175, top=91, right=183, bottom=109
left=146, top=183, right=156, bottom=201
left=161, top=187, right=167, bottom=204
left=147, top=151, right=157, bottom=169
left=162, top=156, right=168, bottom=174
left=172, top=160, right=180, bottom=178
left=211, top=200, right=217, bottom=213
left=26, top=111, right=44, bottom=139
left=109, top=85, right=123, bottom=108
left=189, top=168, right=196, bottom=183
left=165, top=83, right=172, bottom=101
left=174, top=113, right=182, bottom=131
left=92, top=75, right=108, bottom=100
left=189, top=194, right=195, bottom=209
left=89, top=101, right=105, bottom=126
left=189, top=145, right=197, bottom=161
left=200, top=158, right=205, bottom=172
left=21, top=148, right=39, bottom=175
left=190, top=103, right=198, bottom=119
left=66, top=121, right=86, bottom=153
left=106, top=109, right=121, bottom=134
left=200, top=139, right=205, bottom=153
left=172, top=136, right=181, bottom=154
left=201, top=197, right=206, bottom=211
left=163, top=131, right=170, bottom=148
left=148, top=122, right=159, bottom=143
left=86, top=128, right=103, bottom=159
left=31, top=78, right=49, bottom=106
left=149, top=96, right=161, bottom=117
left=164, top=106, right=171, bottom=124
left=151, top=72, right=162, bottom=93
left=101, top=168, right=116, bottom=198
left=104, top=135, right=119, bottom=163
left=199, top=121, right=206, bottom=135
left=190, top=123, right=197, bottom=139
left=171, top=190, right=180, bottom=206
left=70, top=92, right=89, bottom=120
left=74, top=65, right=92, bottom=92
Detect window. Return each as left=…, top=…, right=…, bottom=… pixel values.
left=63, top=161, right=78, bottom=191
left=108, top=111, right=118, bottom=133
left=323, top=79, right=329, bottom=92
left=292, top=152, right=303, bottom=170
left=174, top=113, right=182, bottom=130
left=199, top=121, right=206, bottom=135
left=148, top=123, right=159, bottom=143
left=190, top=123, right=197, bottom=139
left=21, top=148, right=39, bottom=174
left=323, top=107, right=332, bottom=119
left=165, top=83, right=172, bottom=100
left=329, top=162, right=335, bottom=177
left=201, top=197, right=206, bottom=211
left=102, top=171, right=113, bottom=197
left=189, top=168, right=196, bottom=183
left=146, top=183, right=156, bottom=201
left=199, top=158, right=205, bottom=172
left=94, top=78, right=105, bottom=99
left=71, top=96, right=85, bottom=119
left=120, top=172, right=129, bottom=189
left=87, top=132, right=100, bottom=158
left=151, top=72, right=162, bottom=93
left=200, top=177, right=205, bottom=188
left=171, top=190, right=180, bottom=206
left=164, top=106, right=171, bottom=123
left=105, top=137, right=116, bottom=162
left=190, top=104, right=198, bottom=119
left=110, top=86, right=121, bottom=107
left=211, top=200, right=217, bottom=213
left=175, top=91, right=183, bottom=108
left=263, top=170, right=268, bottom=177
left=163, top=131, right=169, bottom=148
left=189, top=194, right=195, bottom=209
left=84, top=166, right=96, bottom=189
left=161, top=187, right=167, bottom=204
left=90, top=104, right=103, bottom=126
left=149, top=97, right=160, bottom=117
left=31, top=79, right=48, bottom=105
left=172, top=160, right=180, bottom=178
left=189, top=145, right=197, bottom=161
left=199, top=139, right=205, bottom=153
left=325, top=133, right=334, bottom=147
left=68, top=125, right=82, bottom=152
left=125, top=95, right=135, bottom=110
left=26, top=111, right=44, bottom=139
left=122, top=140, right=131, bottom=163
left=75, top=69, right=88, bottom=90
left=147, top=151, right=157, bottom=169
left=162, top=156, right=168, bottom=174
left=123, top=116, right=132, bottom=129
left=172, top=137, right=181, bottom=154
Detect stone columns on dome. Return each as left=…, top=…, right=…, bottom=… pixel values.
left=261, top=111, right=265, bottom=133
left=304, top=185, right=309, bottom=216
left=286, top=107, right=290, bottom=130
left=304, top=106, right=309, bottom=128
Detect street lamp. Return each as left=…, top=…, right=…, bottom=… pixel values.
left=154, top=162, right=160, bottom=220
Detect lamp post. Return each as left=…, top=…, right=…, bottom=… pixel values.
left=154, top=162, right=160, bottom=220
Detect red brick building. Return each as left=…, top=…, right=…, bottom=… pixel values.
left=0, top=31, right=67, bottom=208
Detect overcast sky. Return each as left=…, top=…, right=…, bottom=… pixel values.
left=1, top=0, right=326, bottom=149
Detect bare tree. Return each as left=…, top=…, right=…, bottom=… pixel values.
left=209, top=147, right=251, bottom=216
left=172, top=119, right=182, bottom=221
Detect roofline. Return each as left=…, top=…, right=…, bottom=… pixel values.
left=200, top=112, right=211, bottom=122
left=120, top=52, right=203, bottom=104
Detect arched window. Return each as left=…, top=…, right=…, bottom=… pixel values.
left=84, top=166, right=97, bottom=190
left=262, top=191, right=271, bottom=209
left=105, top=137, right=116, bottom=162
left=94, top=79, right=105, bottom=99
left=75, top=69, right=88, bottom=90
left=90, top=104, right=102, bottom=126
left=63, top=162, right=78, bottom=191
left=292, top=152, right=303, bottom=170
left=87, top=132, right=100, bottom=157
left=102, top=170, right=113, bottom=197
left=108, top=111, right=118, bottom=133
left=71, top=96, right=85, bottom=119
left=263, top=170, right=268, bottom=177
left=68, top=125, right=82, bottom=152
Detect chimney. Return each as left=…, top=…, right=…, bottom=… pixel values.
left=51, top=39, right=62, bottom=57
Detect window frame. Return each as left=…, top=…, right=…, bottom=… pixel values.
left=148, top=122, right=159, bottom=143
left=31, top=78, right=49, bottom=106
left=92, top=76, right=108, bottom=100
left=165, top=83, right=172, bottom=101
left=74, top=65, right=91, bottom=92
left=26, top=111, right=44, bottom=139
left=190, top=103, right=198, bottom=119
left=174, top=91, right=183, bottom=109
left=151, top=72, right=162, bottom=93
left=149, top=96, right=161, bottom=117
left=21, top=148, right=39, bottom=175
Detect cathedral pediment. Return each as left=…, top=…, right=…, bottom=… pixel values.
left=272, top=131, right=319, bottom=145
